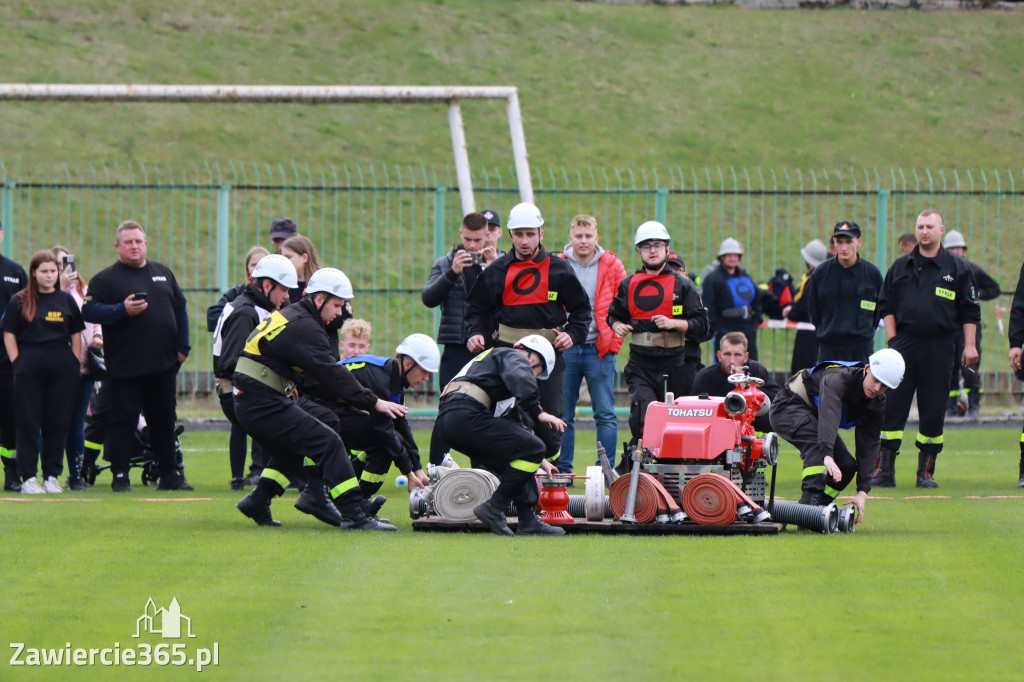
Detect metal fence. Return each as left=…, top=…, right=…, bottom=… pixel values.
left=2, top=162, right=1021, bottom=400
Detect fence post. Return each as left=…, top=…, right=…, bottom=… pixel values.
left=655, top=186, right=668, bottom=226
left=874, top=187, right=889, bottom=351
left=1, top=182, right=12, bottom=257
left=216, top=183, right=231, bottom=294
left=432, top=185, right=447, bottom=393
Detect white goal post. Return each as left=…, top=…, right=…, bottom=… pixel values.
left=0, top=84, right=533, bottom=215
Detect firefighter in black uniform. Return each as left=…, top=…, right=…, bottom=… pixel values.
left=0, top=220, right=29, bottom=491
left=464, top=202, right=591, bottom=456
left=212, top=254, right=297, bottom=489
left=607, top=221, right=710, bottom=446
left=701, top=237, right=762, bottom=360
left=433, top=335, right=566, bottom=537
left=232, top=268, right=404, bottom=531
left=943, top=230, right=1002, bottom=418
left=769, top=349, right=905, bottom=525
left=337, top=333, right=439, bottom=507
left=873, top=210, right=981, bottom=488
left=1007, top=261, right=1024, bottom=488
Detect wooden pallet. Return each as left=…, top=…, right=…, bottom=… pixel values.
left=411, top=517, right=784, bottom=535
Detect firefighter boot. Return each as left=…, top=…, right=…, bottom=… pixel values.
left=2, top=455, right=21, bottom=492
left=294, top=482, right=344, bottom=526
left=797, top=490, right=823, bottom=505
left=945, top=395, right=960, bottom=418
left=473, top=497, right=514, bottom=537
left=337, top=493, right=397, bottom=531
left=515, top=505, right=566, bottom=536
left=871, top=450, right=896, bottom=488
left=916, top=451, right=939, bottom=489
left=236, top=479, right=283, bottom=526
left=966, top=391, right=981, bottom=419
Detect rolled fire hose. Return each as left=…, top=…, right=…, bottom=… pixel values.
left=431, top=468, right=501, bottom=522
left=767, top=499, right=840, bottom=534
left=680, top=473, right=739, bottom=525
left=608, top=473, right=684, bottom=524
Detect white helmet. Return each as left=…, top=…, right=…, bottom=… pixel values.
left=718, top=237, right=744, bottom=257
left=305, top=268, right=354, bottom=299
left=943, top=230, right=967, bottom=250
left=868, top=348, right=905, bottom=390
left=395, top=333, right=440, bottom=373
left=249, top=254, right=299, bottom=289
left=634, top=221, right=671, bottom=247
left=507, top=202, right=544, bottom=231
left=800, top=239, right=828, bottom=268
left=514, top=334, right=556, bottom=381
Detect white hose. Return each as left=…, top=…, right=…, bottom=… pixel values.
left=431, top=469, right=501, bottom=522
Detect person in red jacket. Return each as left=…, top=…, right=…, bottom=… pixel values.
left=553, top=215, right=627, bottom=475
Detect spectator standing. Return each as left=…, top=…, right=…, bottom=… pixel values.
left=872, top=210, right=980, bottom=489
left=340, top=318, right=372, bottom=359
left=805, top=221, right=884, bottom=363
left=482, top=208, right=503, bottom=254
left=0, top=220, right=29, bottom=491
left=50, top=245, right=101, bottom=490
left=691, top=331, right=779, bottom=434
left=269, top=217, right=298, bottom=254
left=205, top=246, right=269, bottom=332
left=1006, top=261, right=1024, bottom=487
left=554, top=215, right=626, bottom=475
left=701, top=237, right=762, bottom=360
left=942, top=230, right=1001, bottom=417
left=784, top=238, right=827, bottom=373
left=280, top=235, right=321, bottom=305
left=82, top=220, right=193, bottom=492
left=2, top=251, right=84, bottom=493
left=898, top=233, right=917, bottom=256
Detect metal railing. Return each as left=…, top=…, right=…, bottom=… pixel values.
left=2, top=163, right=1021, bottom=399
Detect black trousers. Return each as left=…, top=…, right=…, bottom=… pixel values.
left=429, top=343, right=477, bottom=464
left=434, top=395, right=543, bottom=510
left=105, top=367, right=180, bottom=478
left=234, top=386, right=359, bottom=501
left=949, top=329, right=982, bottom=395
left=0, top=363, right=16, bottom=467
left=770, top=391, right=857, bottom=502
left=816, top=340, right=875, bottom=364
left=623, top=352, right=687, bottom=441
left=669, top=354, right=702, bottom=397
left=881, top=334, right=954, bottom=458
left=218, top=390, right=263, bottom=479
left=336, top=408, right=397, bottom=497
left=12, top=344, right=80, bottom=480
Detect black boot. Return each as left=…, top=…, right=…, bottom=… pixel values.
left=337, top=493, right=397, bottom=531
left=1018, top=453, right=1024, bottom=489
left=966, top=391, right=981, bottom=419
left=295, top=482, right=344, bottom=526
left=515, top=507, right=565, bottom=536
left=236, top=479, right=283, bottom=526
left=945, top=395, right=960, bottom=418
left=916, top=451, right=939, bottom=488
left=2, top=456, right=20, bottom=492
left=798, top=490, right=823, bottom=506
left=872, top=450, right=896, bottom=488
left=473, top=498, right=514, bottom=536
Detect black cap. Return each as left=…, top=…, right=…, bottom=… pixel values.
left=666, top=253, right=686, bottom=269
left=831, top=220, right=862, bottom=239
left=481, top=209, right=501, bottom=227
left=270, top=217, right=298, bottom=240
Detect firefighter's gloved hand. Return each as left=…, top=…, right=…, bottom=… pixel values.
left=823, top=455, right=842, bottom=482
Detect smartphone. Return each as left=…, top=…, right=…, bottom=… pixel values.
left=134, top=292, right=148, bottom=301
left=63, top=254, right=76, bottom=273
left=468, top=252, right=484, bottom=265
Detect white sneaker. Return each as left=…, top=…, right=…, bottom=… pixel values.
left=43, top=476, right=64, bottom=494
left=21, top=477, right=45, bottom=494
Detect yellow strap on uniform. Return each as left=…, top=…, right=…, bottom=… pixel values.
left=361, top=471, right=386, bottom=483
left=802, top=465, right=826, bottom=478
left=351, top=450, right=367, bottom=463
left=824, top=485, right=841, bottom=498
left=881, top=430, right=903, bottom=441
left=510, top=459, right=541, bottom=473
left=329, top=478, right=359, bottom=499
left=948, top=390, right=960, bottom=398
left=303, top=456, right=315, bottom=467
left=84, top=440, right=103, bottom=451
left=260, top=468, right=289, bottom=489
left=916, top=433, right=943, bottom=445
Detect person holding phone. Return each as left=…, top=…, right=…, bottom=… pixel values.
left=2, top=251, right=84, bottom=493
left=82, top=220, right=192, bottom=492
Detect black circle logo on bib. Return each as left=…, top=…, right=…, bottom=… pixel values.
left=512, top=267, right=541, bottom=296
left=633, top=280, right=666, bottom=312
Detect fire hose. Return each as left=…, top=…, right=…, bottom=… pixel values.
left=428, top=468, right=500, bottom=522
left=767, top=499, right=840, bottom=533
left=678, top=472, right=769, bottom=525
left=608, top=473, right=685, bottom=524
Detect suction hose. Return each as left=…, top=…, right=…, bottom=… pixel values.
left=767, top=499, right=839, bottom=533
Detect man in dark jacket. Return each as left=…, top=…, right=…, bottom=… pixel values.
left=1006, top=261, right=1024, bottom=487
left=691, top=331, right=779, bottom=434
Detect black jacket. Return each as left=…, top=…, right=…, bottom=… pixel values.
left=450, top=347, right=544, bottom=422
left=805, top=256, right=883, bottom=345
left=1009, top=262, right=1024, bottom=350
left=877, top=246, right=980, bottom=337
left=421, top=245, right=485, bottom=345
left=212, top=286, right=274, bottom=378
left=337, top=355, right=421, bottom=474
left=206, top=283, right=246, bottom=333
left=701, top=265, right=762, bottom=337
left=235, top=297, right=377, bottom=410
left=691, top=360, right=780, bottom=400
left=0, top=255, right=28, bottom=366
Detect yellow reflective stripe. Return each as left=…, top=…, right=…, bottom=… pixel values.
left=824, top=485, right=841, bottom=498
left=948, top=390, right=960, bottom=398
left=351, top=450, right=367, bottom=463
left=916, top=433, right=944, bottom=445
left=881, top=430, right=903, bottom=441
left=802, top=466, right=826, bottom=478
left=473, top=348, right=494, bottom=362
left=243, top=310, right=288, bottom=355
left=510, top=459, right=541, bottom=473
left=361, top=471, right=386, bottom=483
left=84, top=440, right=103, bottom=450
left=261, top=468, right=289, bottom=488
left=935, top=287, right=954, bottom=301
left=0, top=446, right=9, bottom=458
left=303, top=456, right=315, bottom=467
left=1019, top=433, right=1024, bottom=443
left=329, top=478, right=359, bottom=499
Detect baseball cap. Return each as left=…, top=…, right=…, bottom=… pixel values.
left=481, top=209, right=501, bottom=227
left=269, top=217, right=298, bottom=240
left=831, top=221, right=862, bottom=239
left=666, top=253, right=686, bottom=269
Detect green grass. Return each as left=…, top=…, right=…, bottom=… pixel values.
left=3, top=426, right=1023, bottom=680
left=1, top=1, right=1023, bottom=177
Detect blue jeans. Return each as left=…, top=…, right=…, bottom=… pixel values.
left=64, top=376, right=96, bottom=479
left=556, top=344, right=617, bottom=474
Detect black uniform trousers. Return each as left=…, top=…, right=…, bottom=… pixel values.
left=234, top=386, right=359, bottom=502
left=0, top=364, right=16, bottom=471
left=492, top=340, right=566, bottom=457
left=770, top=390, right=857, bottom=503
left=669, top=355, right=702, bottom=397
left=12, top=344, right=80, bottom=480
left=429, top=343, right=477, bottom=464
left=949, top=328, right=982, bottom=395
left=434, top=394, right=543, bottom=510
left=816, top=340, right=875, bottom=365
left=623, top=352, right=687, bottom=441
left=880, top=334, right=954, bottom=459
left=336, top=409, right=394, bottom=497
left=105, top=367, right=180, bottom=478
left=218, top=390, right=264, bottom=479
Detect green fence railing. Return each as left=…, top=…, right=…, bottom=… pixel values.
left=2, top=163, right=1021, bottom=401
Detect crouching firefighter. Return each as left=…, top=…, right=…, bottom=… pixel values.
left=232, top=268, right=407, bottom=531
left=769, top=348, right=905, bottom=525
left=338, top=333, right=439, bottom=508
left=432, top=335, right=567, bottom=537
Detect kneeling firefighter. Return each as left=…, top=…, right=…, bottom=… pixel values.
left=433, top=334, right=566, bottom=537
left=232, top=268, right=407, bottom=530
left=769, top=348, right=905, bottom=525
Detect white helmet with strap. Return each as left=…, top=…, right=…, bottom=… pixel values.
left=513, top=334, right=556, bottom=381
left=249, top=254, right=299, bottom=289
left=868, top=348, right=905, bottom=390
left=634, top=221, right=671, bottom=247
left=395, top=333, right=440, bottom=373
left=507, top=202, right=544, bottom=231
left=305, top=268, right=354, bottom=299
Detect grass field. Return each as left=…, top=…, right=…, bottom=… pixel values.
left=3, top=425, right=1023, bottom=680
